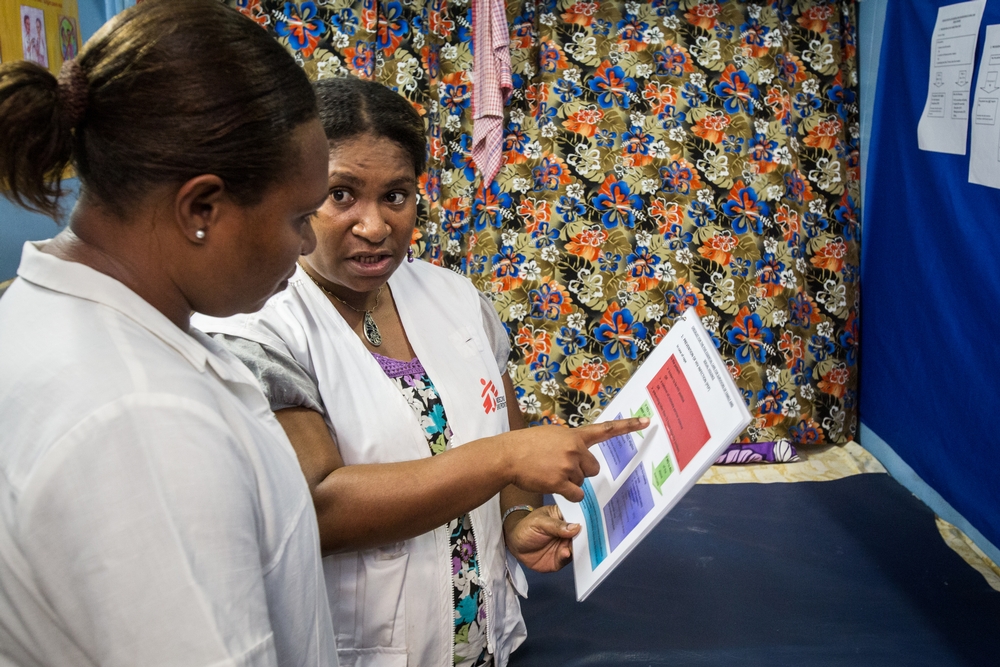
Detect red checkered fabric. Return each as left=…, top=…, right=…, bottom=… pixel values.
left=471, top=0, right=512, bottom=188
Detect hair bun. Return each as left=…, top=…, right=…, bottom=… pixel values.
left=57, top=59, right=88, bottom=129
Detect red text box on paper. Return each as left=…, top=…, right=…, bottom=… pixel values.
left=646, top=355, right=710, bottom=471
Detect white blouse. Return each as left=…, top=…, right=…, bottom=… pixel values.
left=0, top=243, right=338, bottom=667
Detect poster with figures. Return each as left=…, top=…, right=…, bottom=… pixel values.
left=20, top=5, right=48, bottom=68
left=1, top=2, right=77, bottom=73
left=555, top=308, right=752, bottom=601
left=58, top=15, right=78, bottom=61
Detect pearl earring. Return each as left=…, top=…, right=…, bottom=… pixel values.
left=407, top=247, right=415, bottom=263
left=195, top=229, right=206, bottom=240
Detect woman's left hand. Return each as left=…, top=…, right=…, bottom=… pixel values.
left=504, top=504, right=579, bottom=573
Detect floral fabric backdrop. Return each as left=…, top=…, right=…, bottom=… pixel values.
left=228, top=0, right=861, bottom=448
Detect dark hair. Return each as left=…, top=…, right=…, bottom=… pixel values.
left=314, top=77, right=426, bottom=176
left=0, top=0, right=317, bottom=219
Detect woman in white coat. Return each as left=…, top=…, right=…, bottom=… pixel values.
left=196, top=77, right=645, bottom=667
left=0, top=2, right=338, bottom=665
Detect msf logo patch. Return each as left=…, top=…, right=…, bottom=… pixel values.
left=480, top=378, right=507, bottom=414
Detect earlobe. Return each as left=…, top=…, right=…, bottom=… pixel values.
left=175, top=175, right=227, bottom=244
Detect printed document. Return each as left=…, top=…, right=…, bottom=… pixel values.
left=555, top=308, right=752, bottom=601
left=969, top=24, right=1000, bottom=189
left=917, top=0, right=987, bottom=154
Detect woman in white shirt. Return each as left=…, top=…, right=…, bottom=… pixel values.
left=0, top=2, right=338, bottom=665
left=196, top=78, right=647, bottom=667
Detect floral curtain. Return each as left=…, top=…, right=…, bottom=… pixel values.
left=227, top=0, right=860, bottom=448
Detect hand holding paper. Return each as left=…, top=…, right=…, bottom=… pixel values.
left=504, top=504, right=579, bottom=573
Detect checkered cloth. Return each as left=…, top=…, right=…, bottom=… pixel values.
left=471, top=0, right=512, bottom=188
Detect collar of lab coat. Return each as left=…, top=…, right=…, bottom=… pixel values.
left=15, top=240, right=257, bottom=388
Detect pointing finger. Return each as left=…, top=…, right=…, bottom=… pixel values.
left=577, top=417, right=649, bottom=446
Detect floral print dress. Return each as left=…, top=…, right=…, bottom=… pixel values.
left=372, top=352, right=492, bottom=667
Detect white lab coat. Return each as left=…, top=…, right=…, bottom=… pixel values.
left=0, top=243, right=338, bottom=667
left=196, top=260, right=528, bottom=667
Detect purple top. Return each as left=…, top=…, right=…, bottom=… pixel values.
left=372, top=352, right=426, bottom=385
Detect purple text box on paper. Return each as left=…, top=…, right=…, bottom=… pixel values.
left=603, top=465, right=656, bottom=552
left=597, top=412, right=638, bottom=480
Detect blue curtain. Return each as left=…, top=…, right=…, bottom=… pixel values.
left=861, top=0, right=1000, bottom=554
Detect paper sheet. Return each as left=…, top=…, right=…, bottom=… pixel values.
left=917, top=0, right=987, bottom=154
left=969, top=25, right=1000, bottom=189
left=555, top=309, right=751, bottom=601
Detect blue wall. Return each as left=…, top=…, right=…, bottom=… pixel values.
left=859, top=0, right=1000, bottom=563
left=78, top=0, right=105, bottom=40
left=0, top=0, right=104, bottom=280
left=0, top=197, right=66, bottom=281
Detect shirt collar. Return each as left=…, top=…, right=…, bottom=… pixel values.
left=16, top=241, right=229, bottom=376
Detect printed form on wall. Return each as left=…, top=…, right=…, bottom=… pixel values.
left=555, top=309, right=751, bottom=601
left=917, top=0, right=987, bottom=154
left=969, top=25, right=1000, bottom=189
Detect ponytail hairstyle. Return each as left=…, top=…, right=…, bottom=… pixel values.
left=314, top=77, right=427, bottom=177
left=0, top=60, right=74, bottom=218
left=0, top=0, right=318, bottom=220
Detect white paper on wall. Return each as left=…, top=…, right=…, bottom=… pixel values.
left=969, top=25, right=1000, bottom=189
left=917, top=0, right=987, bottom=154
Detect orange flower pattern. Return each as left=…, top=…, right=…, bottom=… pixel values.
left=233, top=0, right=860, bottom=446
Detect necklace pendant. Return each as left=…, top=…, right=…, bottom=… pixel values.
left=363, top=311, right=382, bottom=347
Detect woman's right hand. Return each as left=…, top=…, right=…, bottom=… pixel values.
left=501, top=418, right=649, bottom=502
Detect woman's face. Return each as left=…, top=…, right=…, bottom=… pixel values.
left=302, top=133, right=418, bottom=297
left=193, top=119, right=329, bottom=316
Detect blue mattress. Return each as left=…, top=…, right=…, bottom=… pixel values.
left=510, top=475, right=1000, bottom=666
